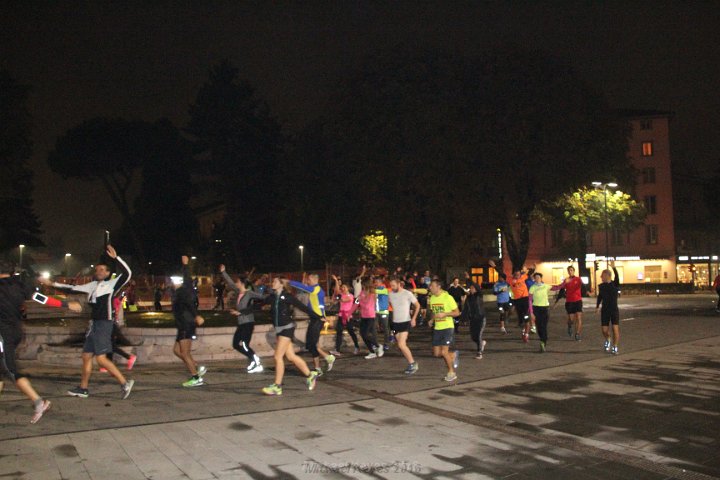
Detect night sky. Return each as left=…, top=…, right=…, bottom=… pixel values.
left=2, top=1, right=718, bottom=261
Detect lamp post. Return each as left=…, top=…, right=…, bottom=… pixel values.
left=592, top=182, right=618, bottom=268
left=18, top=244, right=25, bottom=269
left=64, top=253, right=72, bottom=276
left=299, top=245, right=304, bottom=272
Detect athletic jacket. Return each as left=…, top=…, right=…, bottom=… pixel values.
left=596, top=267, right=621, bottom=312
left=172, top=265, right=199, bottom=331
left=265, top=290, right=319, bottom=333
left=52, top=256, right=131, bottom=321
left=288, top=281, right=325, bottom=317
left=221, top=271, right=265, bottom=325
left=461, top=280, right=486, bottom=320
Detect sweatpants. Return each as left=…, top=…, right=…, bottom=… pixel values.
left=305, top=318, right=324, bottom=358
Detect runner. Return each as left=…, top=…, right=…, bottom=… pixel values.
left=374, top=277, right=391, bottom=351
left=713, top=272, right=720, bottom=313
left=529, top=272, right=552, bottom=352
left=388, top=276, right=420, bottom=374
left=493, top=273, right=510, bottom=334
left=556, top=265, right=585, bottom=341
left=461, top=272, right=487, bottom=359
left=261, top=277, right=321, bottom=396
left=44, top=245, right=135, bottom=399
left=428, top=279, right=461, bottom=382
left=596, top=261, right=621, bottom=355
left=359, top=279, right=382, bottom=359
left=332, top=276, right=360, bottom=355
left=171, top=256, right=207, bottom=387
left=1, top=262, right=81, bottom=423
left=220, top=264, right=265, bottom=373
left=509, top=267, right=533, bottom=343
left=447, top=277, right=466, bottom=332
left=289, top=274, right=335, bottom=375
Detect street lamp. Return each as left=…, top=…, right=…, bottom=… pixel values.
left=64, top=253, right=72, bottom=276
left=299, top=245, right=304, bottom=272
left=592, top=181, right=618, bottom=268
left=18, top=244, right=25, bottom=269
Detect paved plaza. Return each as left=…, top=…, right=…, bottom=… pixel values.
left=1, top=295, right=719, bottom=479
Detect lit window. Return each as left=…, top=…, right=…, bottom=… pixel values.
left=641, top=167, right=656, bottom=184
left=642, top=142, right=653, bottom=157
left=646, top=225, right=658, bottom=245
left=640, top=120, right=653, bottom=130
left=644, top=195, right=657, bottom=215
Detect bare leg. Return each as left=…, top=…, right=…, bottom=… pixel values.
left=612, top=324, right=620, bottom=346
left=576, top=312, right=583, bottom=335
left=96, top=355, right=127, bottom=385
left=173, top=340, right=197, bottom=376
left=15, top=377, right=40, bottom=403
left=396, top=332, right=414, bottom=364
left=79, top=352, right=93, bottom=389
left=273, top=336, right=291, bottom=385
left=440, top=346, right=454, bottom=374
left=601, top=325, right=610, bottom=341
left=285, top=344, right=311, bottom=377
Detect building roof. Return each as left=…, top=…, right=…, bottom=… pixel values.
left=613, top=109, right=675, bottom=119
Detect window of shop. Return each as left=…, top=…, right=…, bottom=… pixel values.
left=646, top=225, right=659, bottom=245
left=641, top=167, right=656, bottom=184
left=642, top=141, right=653, bottom=157
left=644, top=195, right=657, bottom=214
left=644, top=265, right=662, bottom=282
left=640, top=119, right=653, bottom=130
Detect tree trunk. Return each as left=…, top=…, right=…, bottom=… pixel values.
left=574, top=227, right=591, bottom=296
left=504, top=212, right=531, bottom=273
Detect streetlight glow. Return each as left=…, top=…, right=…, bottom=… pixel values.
left=299, top=245, right=304, bottom=271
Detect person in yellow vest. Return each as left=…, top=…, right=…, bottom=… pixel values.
left=427, top=279, right=461, bottom=382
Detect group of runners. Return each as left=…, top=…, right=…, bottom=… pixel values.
left=1, top=244, right=624, bottom=424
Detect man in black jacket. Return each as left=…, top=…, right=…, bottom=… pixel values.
left=596, top=261, right=621, bottom=355
left=172, top=256, right=206, bottom=387
left=462, top=272, right=487, bottom=359
left=2, top=261, right=81, bottom=423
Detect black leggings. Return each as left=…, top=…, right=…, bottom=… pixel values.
left=335, top=316, right=360, bottom=351
left=469, top=315, right=486, bottom=352
left=359, top=317, right=378, bottom=352
left=232, top=323, right=256, bottom=361
left=306, top=318, right=324, bottom=358
left=514, top=297, right=530, bottom=324
left=376, top=313, right=390, bottom=344
left=534, top=306, right=549, bottom=343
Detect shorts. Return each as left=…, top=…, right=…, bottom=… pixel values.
left=432, top=328, right=454, bottom=347
left=565, top=301, right=583, bottom=314
left=601, top=309, right=620, bottom=326
left=83, top=319, right=114, bottom=355
left=0, top=330, right=24, bottom=381
left=176, top=324, right=197, bottom=341
left=276, top=326, right=296, bottom=339
left=393, top=321, right=411, bottom=333
left=497, top=302, right=510, bottom=312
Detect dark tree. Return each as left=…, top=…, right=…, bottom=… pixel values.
left=0, top=71, right=43, bottom=256
left=118, top=119, right=200, bottom=271
left=48, top=117, right=152, bottom=263
left=186, top=61, right=283, bottom=270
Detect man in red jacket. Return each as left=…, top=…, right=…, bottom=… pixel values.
left=556, top=266, right=585, bottom=341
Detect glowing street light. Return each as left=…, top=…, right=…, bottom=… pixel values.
left=64, top=253, right=72, bottom=276
left=299, top=245, right=304, bottom=272
left=592, top=182, right=618, bottom=268
left=18, top=244, right=25, bottom=268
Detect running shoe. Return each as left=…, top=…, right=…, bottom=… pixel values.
left=30, top=400, right=51, bottom=424
left=306, top=371, right=319, bottom=391
left=314, top=368, right=324, bottom=377
left=364, top=352, right=377, bottom=359
left=603, top=340, right=611, bottom=352
left=403, top=362, right=417, bottom=374
left=612, top=346, right=619, bottom=355
left=329, top=350, right=341, bottom=357
left=383, top=344, right=390, bottom=351
left=247, top=363, right=264, bottom=374
left=262, top=383, right=283, bottom=396
left=67, top=386, right=89, bottom=398
left=325, top=354, right=336, bottom=372
left=452, top=350, right=460, bottom=369
left=444, top=372, right=458, bottom=382
left=127, top=354, right=137, bottom=371
left=539, top=341, right=546, bottom=353
left=501, top=327, right=508, bottom=335
left=377, top=345, right=385, bottom=358
left=522, top=333, right=529, bottom=344
left=99, top=367, right=108, bottom=373
left=575, top=333, right=581, bottom=342
left=389, top=335, right=396, bottom=344
left=182, top=376, right=204, bottom=387
left=530, top=325, right=537, bottom=334
left=475, top=352, right=483, bottom=360
left=353, top=347, right=359, bottom=355
left=121, top=379, right=135, bottom=399
left=197, top=366, right=208, bottom=377
left=567, top=324, right=573, bottom=337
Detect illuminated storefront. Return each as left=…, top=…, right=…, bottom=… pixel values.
left=533, top=255, right=677, bottom=288
left=676, top=255, right=719, bottom=288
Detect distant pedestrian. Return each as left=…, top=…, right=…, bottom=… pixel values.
left=713, top=273, right=720, bottom=312
left=492, top=271, right=510, bottom=334
left=447, top=277, right=467, bottom=332
left=153, top=285, right=163, bottom=311
left=213, top=279, right=225, bottom=310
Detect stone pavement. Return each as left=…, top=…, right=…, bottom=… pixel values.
left=1, top=295, right=719, bottom=479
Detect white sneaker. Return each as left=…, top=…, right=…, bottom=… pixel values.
left=325, top=354, right=336, bottom=371
left=377, top=346, right=385, bottom=358
left=364, top=352, right=377, bottom=359
left=248, top=364, right=264, bottom=373
left=197, top=365, right=207, bottom=377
